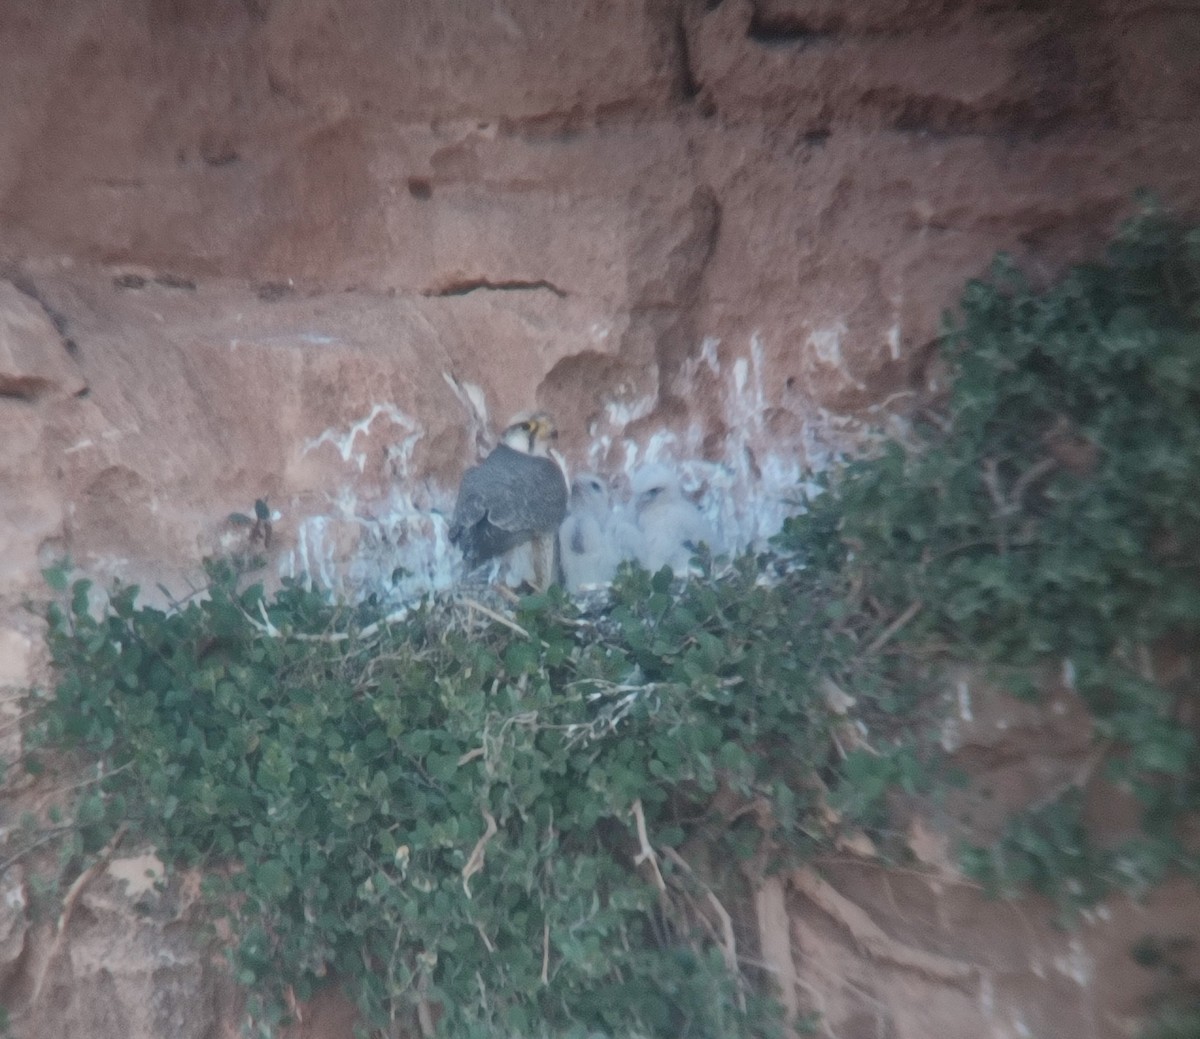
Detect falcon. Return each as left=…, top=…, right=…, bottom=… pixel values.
left=449, top=412, right=569, bottom=591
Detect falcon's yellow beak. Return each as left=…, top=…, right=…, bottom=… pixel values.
left=500, top=410, right=560, bottom=455
left=528, top=414, right=559, bottom=443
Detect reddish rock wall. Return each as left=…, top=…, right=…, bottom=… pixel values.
left=1, top=1, right=1198, bottom=1037
left=2, top=0, right=1198, bottom=595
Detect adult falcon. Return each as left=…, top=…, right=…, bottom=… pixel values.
left=449, top=412, right=569, bottom=591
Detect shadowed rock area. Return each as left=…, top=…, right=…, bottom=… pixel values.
left=1, top=0, right=1198, bottom=1036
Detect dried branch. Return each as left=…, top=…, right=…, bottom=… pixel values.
left=25, top=822, right=129, bottom=1012
left=791, top=867, right=976, bottom=984
left=461, top=597, right=532, bottom=641
left=662, top=846, right=745, bottom=1012
left=630, top=798, right=667, bottom=894
left=865, top=600, right=923, bottom=655
left=461, top=809, right=499, bottom=898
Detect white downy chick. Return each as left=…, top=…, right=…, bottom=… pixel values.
left=559, top=471, right=640, bottom=592
left=630, top=463, right=718, bottom=577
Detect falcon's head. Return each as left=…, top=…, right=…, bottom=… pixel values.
left=500, top=412, right=559, bottom=458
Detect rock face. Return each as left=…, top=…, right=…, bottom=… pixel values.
left=2, top=864, right=241, bottom=1039
left=2, top=0, right=1198, bottom=600
left=0, top=1, right=1197, bottom=1037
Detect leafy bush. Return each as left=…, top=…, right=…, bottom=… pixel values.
left=831, top=208, right=1200, bottom=667
left=30, top=203, right=1200, bottom=1034
left=1141, top=1007, right=1200, bottom=1039
left=37, top=554, right=912, bottom=1037
left=786, top=204, right=1200, bottom=896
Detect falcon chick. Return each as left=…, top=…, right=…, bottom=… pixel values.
left=449, top=412, right=568, bottom=591
left=630, top=463, right=718, bottom=577
left=559, top=472, right=641, bottom=593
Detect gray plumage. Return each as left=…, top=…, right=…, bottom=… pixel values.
left=449, top=443, right=568, bottom=570
left=449, top=413, right=569, bottom=591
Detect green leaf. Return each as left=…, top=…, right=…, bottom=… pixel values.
left=42, top=563, right=70, bottom=592
left=254, top=859, right=293, bottom=899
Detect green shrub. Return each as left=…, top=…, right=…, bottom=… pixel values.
left=38, top=553, right=907, bottom=1037
left=785, top=203, right=1200, bottom=893
left=30, top=202, right=1200, bottom=1034
left=1140, top=1005, right=1200, bottom=1039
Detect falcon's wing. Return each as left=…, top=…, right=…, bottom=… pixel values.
left=449, top=445, right=568, bottom=569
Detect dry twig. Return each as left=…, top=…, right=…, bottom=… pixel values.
left=461, top=809, right=499, bottom=898
left=751, top=874, right=799, bottom=1022
left=25, top=822, right=129, bottom=1013
left=460, top=597, right=532, bottom=641
left=791, top=867, right=976, bottom=984
left=242, top=599, right=408, bottom=642
left=630, top=798, right=667, bottom=894
left=865, top=600, right=923, bottom=655
left=662, top=846, right=746, bottom=1012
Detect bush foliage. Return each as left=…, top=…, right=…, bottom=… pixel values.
left=27, top=204, right=1200, bottom=1035
left=804, top=203, right=1200, bottom=902
left=39, top=553, right=914, bottom=1038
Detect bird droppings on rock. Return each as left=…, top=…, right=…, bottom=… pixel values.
left=1, top=0, right=1198, bottom=1036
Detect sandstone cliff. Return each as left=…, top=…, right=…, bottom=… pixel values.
left=1, top=1, right=1198, bottom=1036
